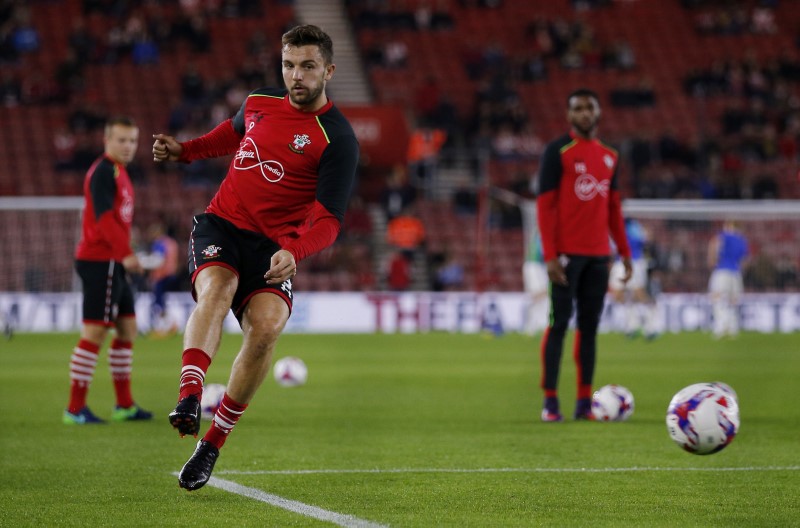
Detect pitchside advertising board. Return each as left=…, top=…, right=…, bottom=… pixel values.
left=2, top=292, right=800, bottom=333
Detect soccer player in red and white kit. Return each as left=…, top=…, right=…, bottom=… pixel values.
left=152, top=25, right=359, bottom=491
left=65, top=116, right=153, bottom=425
left=535, top=89, right=631, bottom=422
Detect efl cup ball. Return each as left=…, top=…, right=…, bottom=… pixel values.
left=666, top=384, right=740, bottom=455
left=273, top=356, right=308, bottom=387
left=200, top=383, right=226, bottom=420
left=591, top=384, right=635, bottom=421
left=676, top=382, right=738, bottom=405
left=710, top=381, right=738, bottom=404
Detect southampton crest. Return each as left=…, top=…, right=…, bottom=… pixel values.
left=288, top=133, right=311, bottom=154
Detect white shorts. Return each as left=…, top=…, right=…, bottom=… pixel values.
left=523, top=261, right=548, bottom=294
left=709, top=269, right=743, bottom=298
left=609, top=258, right=648, bottom=291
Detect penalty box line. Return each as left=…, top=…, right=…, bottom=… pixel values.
left=172, top=473, right=388, bottom=528
left=216, top=465, right=800, bottom=476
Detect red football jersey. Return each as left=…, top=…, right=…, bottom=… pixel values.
left=75, top=155, right=135, bottom=262
left=179, top=88, right=359, bottom=262
left=536, top=132, right=629, bottom=262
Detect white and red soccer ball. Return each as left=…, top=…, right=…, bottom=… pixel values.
left=200, top=383, right=226, bottom=420
left=273, top=356, right=308, bottom=387
left=666, top=383, right=740, bottom=455
left=591, top=384, right=635, bottom=421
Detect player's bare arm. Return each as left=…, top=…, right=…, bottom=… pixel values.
left=264, top=249, right=297, bottom=284
left=152, top=134, right=183, bottom=162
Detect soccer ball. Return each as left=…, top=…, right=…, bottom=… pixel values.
left=273, top=356, right=308, bottom=387
left=591, top=384, right=635, bottom=421
left=676, top=381, right=738, bottom=405
left=710, top=381, right=738, bottom=404
left=200, top=383, right=226, bottom=420
left=666, top=384, right=740, bottom=455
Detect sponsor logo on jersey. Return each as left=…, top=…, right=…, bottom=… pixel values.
left=234, top=137, right=286, bottom=182
left=574, top=173, right=609, bottom=201
left=603, top=154, right=615, bottom=169
left=202, top=245, right=222, bottom=259
left=288, top=133, right=311, bottom=154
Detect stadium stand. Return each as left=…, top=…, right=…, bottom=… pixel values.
left=1, top=0, right=798, bottom=293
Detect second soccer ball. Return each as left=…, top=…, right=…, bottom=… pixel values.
left=591, top=384, right=635, bottom=421
left=273, top=356, right=308, bottom=387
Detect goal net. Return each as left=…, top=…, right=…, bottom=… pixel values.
left=520, top=198, right=800, bottom=294
left=0, top=197, right=84, bottom=292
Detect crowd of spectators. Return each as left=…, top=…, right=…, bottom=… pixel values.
left=3, top=0, right=799, bottom=292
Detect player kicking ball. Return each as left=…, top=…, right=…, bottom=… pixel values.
left=153, top=25, right=358, bottom=490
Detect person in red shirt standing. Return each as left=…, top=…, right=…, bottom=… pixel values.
left=535, top=89, right=632, bottom=422
left=65, top=116, right=152, bottom=425
left=152, top=25, right=359, bottom=491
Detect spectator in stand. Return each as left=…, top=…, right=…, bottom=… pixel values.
left=387, top=250, right=412, bottom=291
left=381, top=165, right=417, bottom=220
left=386, top=205, right=426, bottom=259
left=433, top=251, right=465, bottom=291
left=407, top=126, right=447, bottom=191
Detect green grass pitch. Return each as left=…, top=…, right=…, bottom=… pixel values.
left=1, top=331, right=798, bottom=527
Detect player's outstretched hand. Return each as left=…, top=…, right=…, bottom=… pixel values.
left=265, top=249, right=297, bottom=285
left=152, top=134, right=183, bottom=162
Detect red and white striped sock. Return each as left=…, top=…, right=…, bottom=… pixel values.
left=178, top=348, right=212, bottom=400
left=68, top=339, right=100, bottom=414
left=203, top=393, right=248, bottom=450
left=109, top=338, right=134, bottom=408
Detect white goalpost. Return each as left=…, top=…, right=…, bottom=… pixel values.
left=0, top=196, right=84, bottom=293
left=515, top=197, right=800, bottom=334
left=519, top=198, right=800, bottom=294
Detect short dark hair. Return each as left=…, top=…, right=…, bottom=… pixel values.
left=104, top=116, right=137, bottom=134
left=282, top=24, right=333, bottom=65
left=567, top=88, right=599, bottom=107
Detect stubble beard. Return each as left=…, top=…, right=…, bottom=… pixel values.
left=289, top=83, right=325, bottom=109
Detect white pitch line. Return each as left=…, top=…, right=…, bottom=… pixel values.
left=216, top=465, right=800, bottom=476
left=204, top=476, right=388, bottom=528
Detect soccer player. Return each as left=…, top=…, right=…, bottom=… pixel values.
left=522, top=231, right=549, bottom=335
left=609, top=217, right=659, bottom=340
left=707, top=220, right=748, bottom=338
left=152, top=25, right=359, bottom=491
left=65, top=116, right=153, bottom=425
left=143, top=220, right=180, bottom=336
left=535, top=88, right=631, bottom=422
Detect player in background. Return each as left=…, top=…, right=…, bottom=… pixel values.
left=522, top=231, right=549, bottom=335
left=609, top=217, right=659, bottom=340
left=65, top=116, right=153, bottom=425
left=152, top=25, right=359, bottom=491
left=707, top=220, right=749, bottom=338
left=535, top=88, right=631, bottom=422
left=141, top=220, right=180, bottom=337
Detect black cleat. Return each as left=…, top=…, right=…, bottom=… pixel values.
left=178, top=440, right=219, bottom=491
left=168, top=394, right=201, bottom=437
